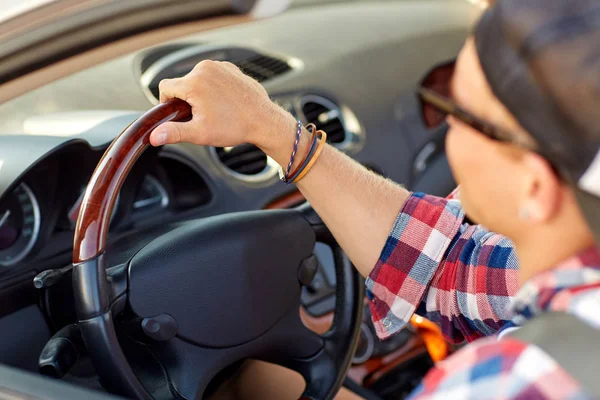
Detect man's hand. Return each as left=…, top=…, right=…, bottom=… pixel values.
left=149, top=60, right=290, bottom=149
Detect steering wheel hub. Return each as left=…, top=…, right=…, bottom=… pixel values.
left=128, top=210, right=315, bottom=347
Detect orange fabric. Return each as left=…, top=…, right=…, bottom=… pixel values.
left=410, top=315, right=450, bottom=362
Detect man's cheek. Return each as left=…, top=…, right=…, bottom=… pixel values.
left=445, top=128, right=473, bottom=184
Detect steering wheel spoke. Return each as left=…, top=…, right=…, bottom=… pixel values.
left=139, top=338, right=239, bottom=399
left=278, top=347, right=337, bottom=398
left=264, top=302, right=365, bottom=400
left=259, top=303, right=324, bottom=361
left=260, top=306, right=343, bottom=399
left=106, top=263, right=129, bottom=316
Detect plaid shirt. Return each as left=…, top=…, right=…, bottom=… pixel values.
left=366, top=192, right=600, bottom=399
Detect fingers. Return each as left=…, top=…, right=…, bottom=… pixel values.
left=149, top=120, right=195, bottom=146
left=158, top=77, right=189, bottom=103
left=220, top=61, right=242, bottom=73
left=158, top=61, right=242, bottom=103
left=150, top=59, right=261, bottom=148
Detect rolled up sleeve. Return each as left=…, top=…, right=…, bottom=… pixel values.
left=366, top=193, right=465, bottom=340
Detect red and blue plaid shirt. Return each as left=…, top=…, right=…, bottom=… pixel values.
left=366, top=192, right=600, bottom=399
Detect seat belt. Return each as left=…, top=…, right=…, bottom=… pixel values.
left=509, top=312, right=600, bottom=398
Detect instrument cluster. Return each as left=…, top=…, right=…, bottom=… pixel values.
left=0, top=147, right=210, bottom=269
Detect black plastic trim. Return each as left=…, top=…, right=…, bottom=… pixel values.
left=78, top=312, right=150, bottom=399
left=0, top=362, right=117, bottom=400
left=0, top=271, right=37, bottom=318
left=72, top=253, right=110, bottom=320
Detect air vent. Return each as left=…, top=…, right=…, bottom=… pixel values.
left=137, top=43, right=197, bottom=76
left=214, top=144, right=268, bottom=175
left=140, top=46, right=296, bottom=103
left=301, top=96, right=346, bottom=144
left=234, top=54, right=292, bottom=83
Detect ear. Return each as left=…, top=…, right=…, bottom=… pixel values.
left=521, top=152, right=563, bottom=223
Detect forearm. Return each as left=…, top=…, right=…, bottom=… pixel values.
left=296, top=145, right=408, bottom=277
left=258, top=109, right=409, bottom=278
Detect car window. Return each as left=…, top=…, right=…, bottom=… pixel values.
left=0, top=0, right=55, bottom=23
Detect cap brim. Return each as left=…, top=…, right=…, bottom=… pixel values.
left=573, top=187, right=600, bottom=246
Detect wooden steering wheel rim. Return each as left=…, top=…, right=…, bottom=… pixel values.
left=73, top=99, right=191, bottom=263
left=70, top=99, right=191, bottom=399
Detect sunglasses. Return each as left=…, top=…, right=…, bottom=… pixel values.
left=416, top=60, right=573, bottom=182
left=416, top=60, right=539, bottom=152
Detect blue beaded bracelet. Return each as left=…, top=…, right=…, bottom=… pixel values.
left=283, top=120, right=303, bottom=180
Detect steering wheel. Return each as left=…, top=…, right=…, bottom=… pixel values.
left=71, top=99, right=364, bottom=400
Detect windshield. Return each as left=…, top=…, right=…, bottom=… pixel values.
left=0, top=0, right=369, bottom=22
left=0, top=0, right=55, bottom=23
left=0, top=0, right=481, bottom=136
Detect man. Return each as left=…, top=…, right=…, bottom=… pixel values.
left=150, top=0, right=600, bottom=398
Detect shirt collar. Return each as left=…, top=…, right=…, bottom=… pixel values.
left=509, top=246, right=600, bottom=324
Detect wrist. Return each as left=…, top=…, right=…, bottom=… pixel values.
left=254, top=104, right=308, bottom=168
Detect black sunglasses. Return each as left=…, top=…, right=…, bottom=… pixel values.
left=415, top=60, right=574, bottom=183
left=416, top=60, right=539, bottom=153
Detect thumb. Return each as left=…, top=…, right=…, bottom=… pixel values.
left=149, top=121, right=194, bottom=146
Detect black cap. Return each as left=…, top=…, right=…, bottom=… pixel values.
left=474, top=0, right=600, bottom=244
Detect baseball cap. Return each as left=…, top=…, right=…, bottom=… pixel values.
left=474, top=0, right=600, bottom=244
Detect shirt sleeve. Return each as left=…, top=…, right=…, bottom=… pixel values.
left=407, top=336, right=586, bottom=400
left=366, top=192, right=519, bottom=343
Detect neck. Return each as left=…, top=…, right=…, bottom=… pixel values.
left=514, top=223, right=595, bottom=285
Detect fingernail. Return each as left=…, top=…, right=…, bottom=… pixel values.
left=153, top=131, right=168, bottom=146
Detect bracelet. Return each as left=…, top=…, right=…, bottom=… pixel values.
left=292, top=130, right=327, bottom=184
left=283, top=120, right=303, bottom=180
left=286, top=127, right=319, bottom=183
left=279, top=123, right=317, bottom=183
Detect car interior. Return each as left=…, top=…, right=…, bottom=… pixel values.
left=0, top=0, right=481, bottom=398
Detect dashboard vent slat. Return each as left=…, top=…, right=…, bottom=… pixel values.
left=215, top=144, right=268, bottom=175
left=234, top=54, right=292, bottom=83
left=301, top=97, right=347, bottom=144
left=142, top=47, right=295, bottom=103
